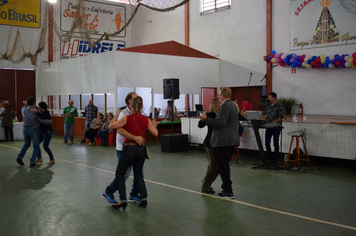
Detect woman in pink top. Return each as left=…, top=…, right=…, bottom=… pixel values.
left=164, top=100, right=177, bottom=120
left=109, top=96, right=158, bottom=209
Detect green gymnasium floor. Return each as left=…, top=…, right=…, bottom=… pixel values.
left=1, top=137, right=356, bottom=236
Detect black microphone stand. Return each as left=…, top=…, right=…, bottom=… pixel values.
left=250, top=65, right=277, bottom=169
left=260, top=64, right=276, bottom=111
left=235, top=73, right=253, bottom=167
left=260, top=64, right=276, bottom=83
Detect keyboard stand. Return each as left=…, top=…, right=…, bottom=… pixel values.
left=250, top=120, right=268, bottom=169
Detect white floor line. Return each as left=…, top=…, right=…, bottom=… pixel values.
left=2, top=143, right=356, bottom=231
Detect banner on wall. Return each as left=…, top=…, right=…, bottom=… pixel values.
left=60, top=0, right=126, bottom=36
left=0, top=0, right=41, bottom=28
left=60, top=37, right=126, bottom=59
left=290, top=0, right=356, bottom=50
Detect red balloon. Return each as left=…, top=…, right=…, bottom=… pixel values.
left=302, top=54, right=306, bottom=58
left=270, top=54, right=275, bottom=58
left=352, top=53, right=356, bottom=59
left=335, top=61, right=342, bottom=66
left=316, top=64, right=320, bottom=68
left=280, top=62, right=285, bottom=67
left=315, top=58, right=321, bottom=63
left=301, top=58, right=305, bottom=62
left=353, top=59, right=356, bottom=65
left=311, top=61, right=316, bottom=67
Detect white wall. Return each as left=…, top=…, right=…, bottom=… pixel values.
left=0, top=0, right=131, bottom=68
left=131, top=6, right=185, bottom=46
left=5, top=1, right=356, bottom=116
left=37, top=50, right=219, bottom=96
left=272, top=0, right=356, bottom=116
left=131, top=1, right=356, bottom=116
left=190, top=1, right=267, bottom=85
left=0, top=0, right=48, bottom=69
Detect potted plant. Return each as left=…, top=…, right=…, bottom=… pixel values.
left=277, top=97, right=297, bottom=114
left=258, top=100, right=268, bottom=114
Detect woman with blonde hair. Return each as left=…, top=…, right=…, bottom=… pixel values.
left=198, top=97, right=221, bottom=194
left=109, top=96, right=158, bottom=209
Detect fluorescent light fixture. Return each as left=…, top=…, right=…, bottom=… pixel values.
left=48, top=0, right=57, bottom=3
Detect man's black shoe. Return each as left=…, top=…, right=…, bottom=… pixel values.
left=202, top=189, right=215, bottom=194
left=30, top=164, right=36, bottom=167
left=218, top=191, right=234, bottom=199
left=16, top=159, right=24, bottom=166
left=80, top=139, right=86, bottom=144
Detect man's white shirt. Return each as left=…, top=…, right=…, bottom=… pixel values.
left=115, top=107, right=131, bottom=151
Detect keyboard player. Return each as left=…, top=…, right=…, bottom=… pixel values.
left=264, top=92, right=284, bottom=166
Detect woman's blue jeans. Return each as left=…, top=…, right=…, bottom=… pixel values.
left=98, top=129, right=110, bottom=143
left=38, top=130, right=54, bottom=160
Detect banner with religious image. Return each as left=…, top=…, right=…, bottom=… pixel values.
left=290, top=0, right=356, bottom=50
left=60, top=0, right=126, bottom=37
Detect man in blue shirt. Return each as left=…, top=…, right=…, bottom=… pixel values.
left=81, top=99, right=98, bottom=143
left=16, top=96, right=50, bottom=167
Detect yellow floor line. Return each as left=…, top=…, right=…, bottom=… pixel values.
left=1, top=143, right=355, bottom=231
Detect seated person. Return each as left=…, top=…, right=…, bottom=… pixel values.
left=98, top=113, right=114, bottom=146
left=85, top=112, right=104, bottom=145
left=149, top=107, right=161, bottom=118
left=164, top=100, right=177, bottom=120
left=241, top=97, right=253, bottom=111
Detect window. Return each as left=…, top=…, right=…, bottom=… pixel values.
left=70, top=94, right=80, bottom=110
left=136, top=87, right=152, bottom=117
left=81, top=94, right=91, bottom=110
left=48, top=95, right=59, bottom=115
left=107, top=93, right=115, bottom=115
left=93, top=94, right=105, bottom=113
left=117, top=87, right=134, bottom=109
left=60, top=95, right=69, bottom=109
left=200, top=0, right=231, bottom=15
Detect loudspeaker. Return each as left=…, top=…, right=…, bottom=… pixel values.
left=163, top=78, right=180, bottom=99
left=161, top=134, right=189, bottom=153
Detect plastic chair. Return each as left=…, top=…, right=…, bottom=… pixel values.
left=106, top=132, right=115, bottom=146
left=85, top=128, right=101, bottom=145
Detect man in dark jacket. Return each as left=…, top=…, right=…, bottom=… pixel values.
left=199, top=87, right=239, bottom=199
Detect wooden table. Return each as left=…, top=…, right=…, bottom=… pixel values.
left=51, top=116, right=87, bottom=139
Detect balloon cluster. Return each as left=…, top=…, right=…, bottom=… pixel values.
left=268, top=51, right=356, bottom=69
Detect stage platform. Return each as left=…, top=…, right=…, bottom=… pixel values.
left=181, top=114, right=356, bottom=160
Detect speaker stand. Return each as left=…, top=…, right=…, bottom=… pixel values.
left=171, top=99, right=175, bottom=134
